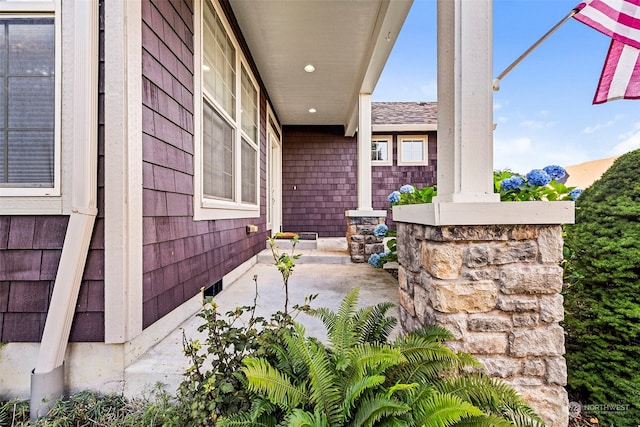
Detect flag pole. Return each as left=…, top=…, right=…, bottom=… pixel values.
left=493, top=8, right=580, bottom=91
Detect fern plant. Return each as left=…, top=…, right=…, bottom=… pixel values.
left=219, top=288, right=544, bottom=427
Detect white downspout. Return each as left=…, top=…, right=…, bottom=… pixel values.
left=31, top=0, right=99, bottom=419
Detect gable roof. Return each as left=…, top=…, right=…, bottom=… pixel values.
left=372, top=101, right=438, bottom=132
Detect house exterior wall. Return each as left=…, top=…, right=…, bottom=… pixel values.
left=373, top=132, right=437, bottom=229
left=282, top=126, right=357, bottom=237
left=0, top=3, right=106, bottom=343
left=140, top=0, right=268, bottom=328
left=282, top=127, right=437, bottom=237
left=1, top=0, right=272, bottom=343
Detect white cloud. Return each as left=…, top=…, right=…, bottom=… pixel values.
left=609, top=123, right=640, bottom=156
left=539, top=110, right=550, bottom=117
left=520, top=120, right=555, bottom=129
left=582, top=124, right=603, bottom=134
left=582, top=116, right=623, bottom=134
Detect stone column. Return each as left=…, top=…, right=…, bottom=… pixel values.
left=396, top=222, right=568, bottom=427
left=345, top=210, right=386, bottom=263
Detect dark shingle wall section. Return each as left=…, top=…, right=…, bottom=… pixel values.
left=141, top=0, right=268, bottom=329
left=372, top=133, right=437, bottom=229
left=282, top=126, right=357, bottom=237
left=282, top=127, right=437, bottom=236
left=0, top=3, right=107, bottom=342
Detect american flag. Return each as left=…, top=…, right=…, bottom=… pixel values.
left=574, top=0, right=640, bottom=103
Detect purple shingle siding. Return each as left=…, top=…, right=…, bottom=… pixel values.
left=282, top=126, right=437, bottom=235
left=2, top=313, right=46, bottom=342
left=140, top=0, right=268, bottom=329
left=0, top=217, right=9, bottom=249
left=372, top=133, right=437, bottom=229
left=282, top=126, right=357, bottom=237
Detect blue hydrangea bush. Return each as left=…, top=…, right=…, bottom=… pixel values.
left=495, top=165, right=581, bottom=202
left=371, top=168, right=581, bottom=268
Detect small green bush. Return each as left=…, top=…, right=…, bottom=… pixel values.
left=564, top=149, right=640, bottom=424
left=0, top=387, right=182, bottom=426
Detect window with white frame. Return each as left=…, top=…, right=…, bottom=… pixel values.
left=371, top=136, right=392, bottom=166
left=398, top=135, right=428, bottom=166
left=196, top=0, right=260, bottom=219
left=0, top=1, right=59, bottom=194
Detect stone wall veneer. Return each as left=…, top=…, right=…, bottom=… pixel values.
left=345, top=214, right=386, bottom=263
left=396, top=223, right=568, bottom=427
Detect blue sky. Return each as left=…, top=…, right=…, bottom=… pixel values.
left=373, top=0, right=640, bottom=174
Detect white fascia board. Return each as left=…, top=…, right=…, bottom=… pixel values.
left=345, top=0, right=413, bottom=136
left=372, top=123, right=437, bottom=133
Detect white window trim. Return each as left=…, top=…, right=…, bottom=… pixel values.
left=398, top=135, right=429, bottom=166
left=0, top=0, right=67, bottom=212
left=266, top=104, right=281, bottom=231
left=194, top=0, right=260, bottom=220
left=371, top=135, right=392, bottom=166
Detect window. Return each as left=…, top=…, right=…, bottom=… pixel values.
left=0, top=1, right=59, bottom=195
left=371, top=136, right=392, bottom=166
left=195, top=0, right=260, bottom=219
left=398, top=135, right=428, bottom=166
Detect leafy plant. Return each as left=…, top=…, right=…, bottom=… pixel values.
left=494, top=166, right=580, bottom=202
left=0, top=387, right=183, bottom=426
left=220, top=288, right=544, bottom=427
left=388, top=184, right=437, bottom=206
left=177, top=273, right=311, bottom=426
left=563, top=149, right=640, bottom=425
left=268, top=236, right=302, bottom=315
left=368, top=224, right=397, bottom=269
left=176, top=238, right=313, bottom=426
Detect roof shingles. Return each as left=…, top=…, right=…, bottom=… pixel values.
left=371, top=101, right=437, bottom=125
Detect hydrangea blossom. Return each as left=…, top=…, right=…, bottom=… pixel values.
left=543, top=165, right=567, bottom=180
left=368, top=253, right=381, bottom=268
left=373, top=224, right=388, bottom=237
left=387, top=191, right=401, bottom=204
left=500, top=176, right=524, bottom=192
left=526, top=169, right=551, bottom=187
left=568, top=189, right=583, bottom=200
left=399, top=184, right=415, bottom=194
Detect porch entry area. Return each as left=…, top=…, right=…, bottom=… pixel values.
left=123, top=238, right=399, bottom=396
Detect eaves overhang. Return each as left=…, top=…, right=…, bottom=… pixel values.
left=229, top=0, right=413, bottom=135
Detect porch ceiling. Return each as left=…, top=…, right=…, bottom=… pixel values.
left=229, top=0, right=412, bottom=135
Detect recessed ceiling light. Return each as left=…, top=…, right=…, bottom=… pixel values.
left=304, top=64, right=315, bottom=73
left=308, top=108, right=317, bottom=113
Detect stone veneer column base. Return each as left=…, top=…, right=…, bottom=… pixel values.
left=345, top=210, right=387, bottom=263
left=396, top=223, right=568, bottom=427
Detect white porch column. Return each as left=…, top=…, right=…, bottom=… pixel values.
left=357, top=93, right=373, bottom=211
left=433, top=0, right=500, bottom=203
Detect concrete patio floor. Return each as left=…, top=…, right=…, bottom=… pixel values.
left=124, top=238, right=400, bottom=397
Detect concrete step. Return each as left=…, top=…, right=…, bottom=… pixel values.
left=259, top=237, right=351, bottom=264
left=257, top=249, right=352, bottom=264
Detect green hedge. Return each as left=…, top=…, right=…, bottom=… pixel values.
left=564, top=149, right=640, bottom=424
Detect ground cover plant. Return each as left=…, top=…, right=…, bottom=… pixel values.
left=563, top=149, right=640, bottom=425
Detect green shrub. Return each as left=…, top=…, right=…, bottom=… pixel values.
left=220, top=288, right=544, bottom=427
left=564, top=149, right=640, bottom=424
left=0, top=388, right=182, bottom=426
